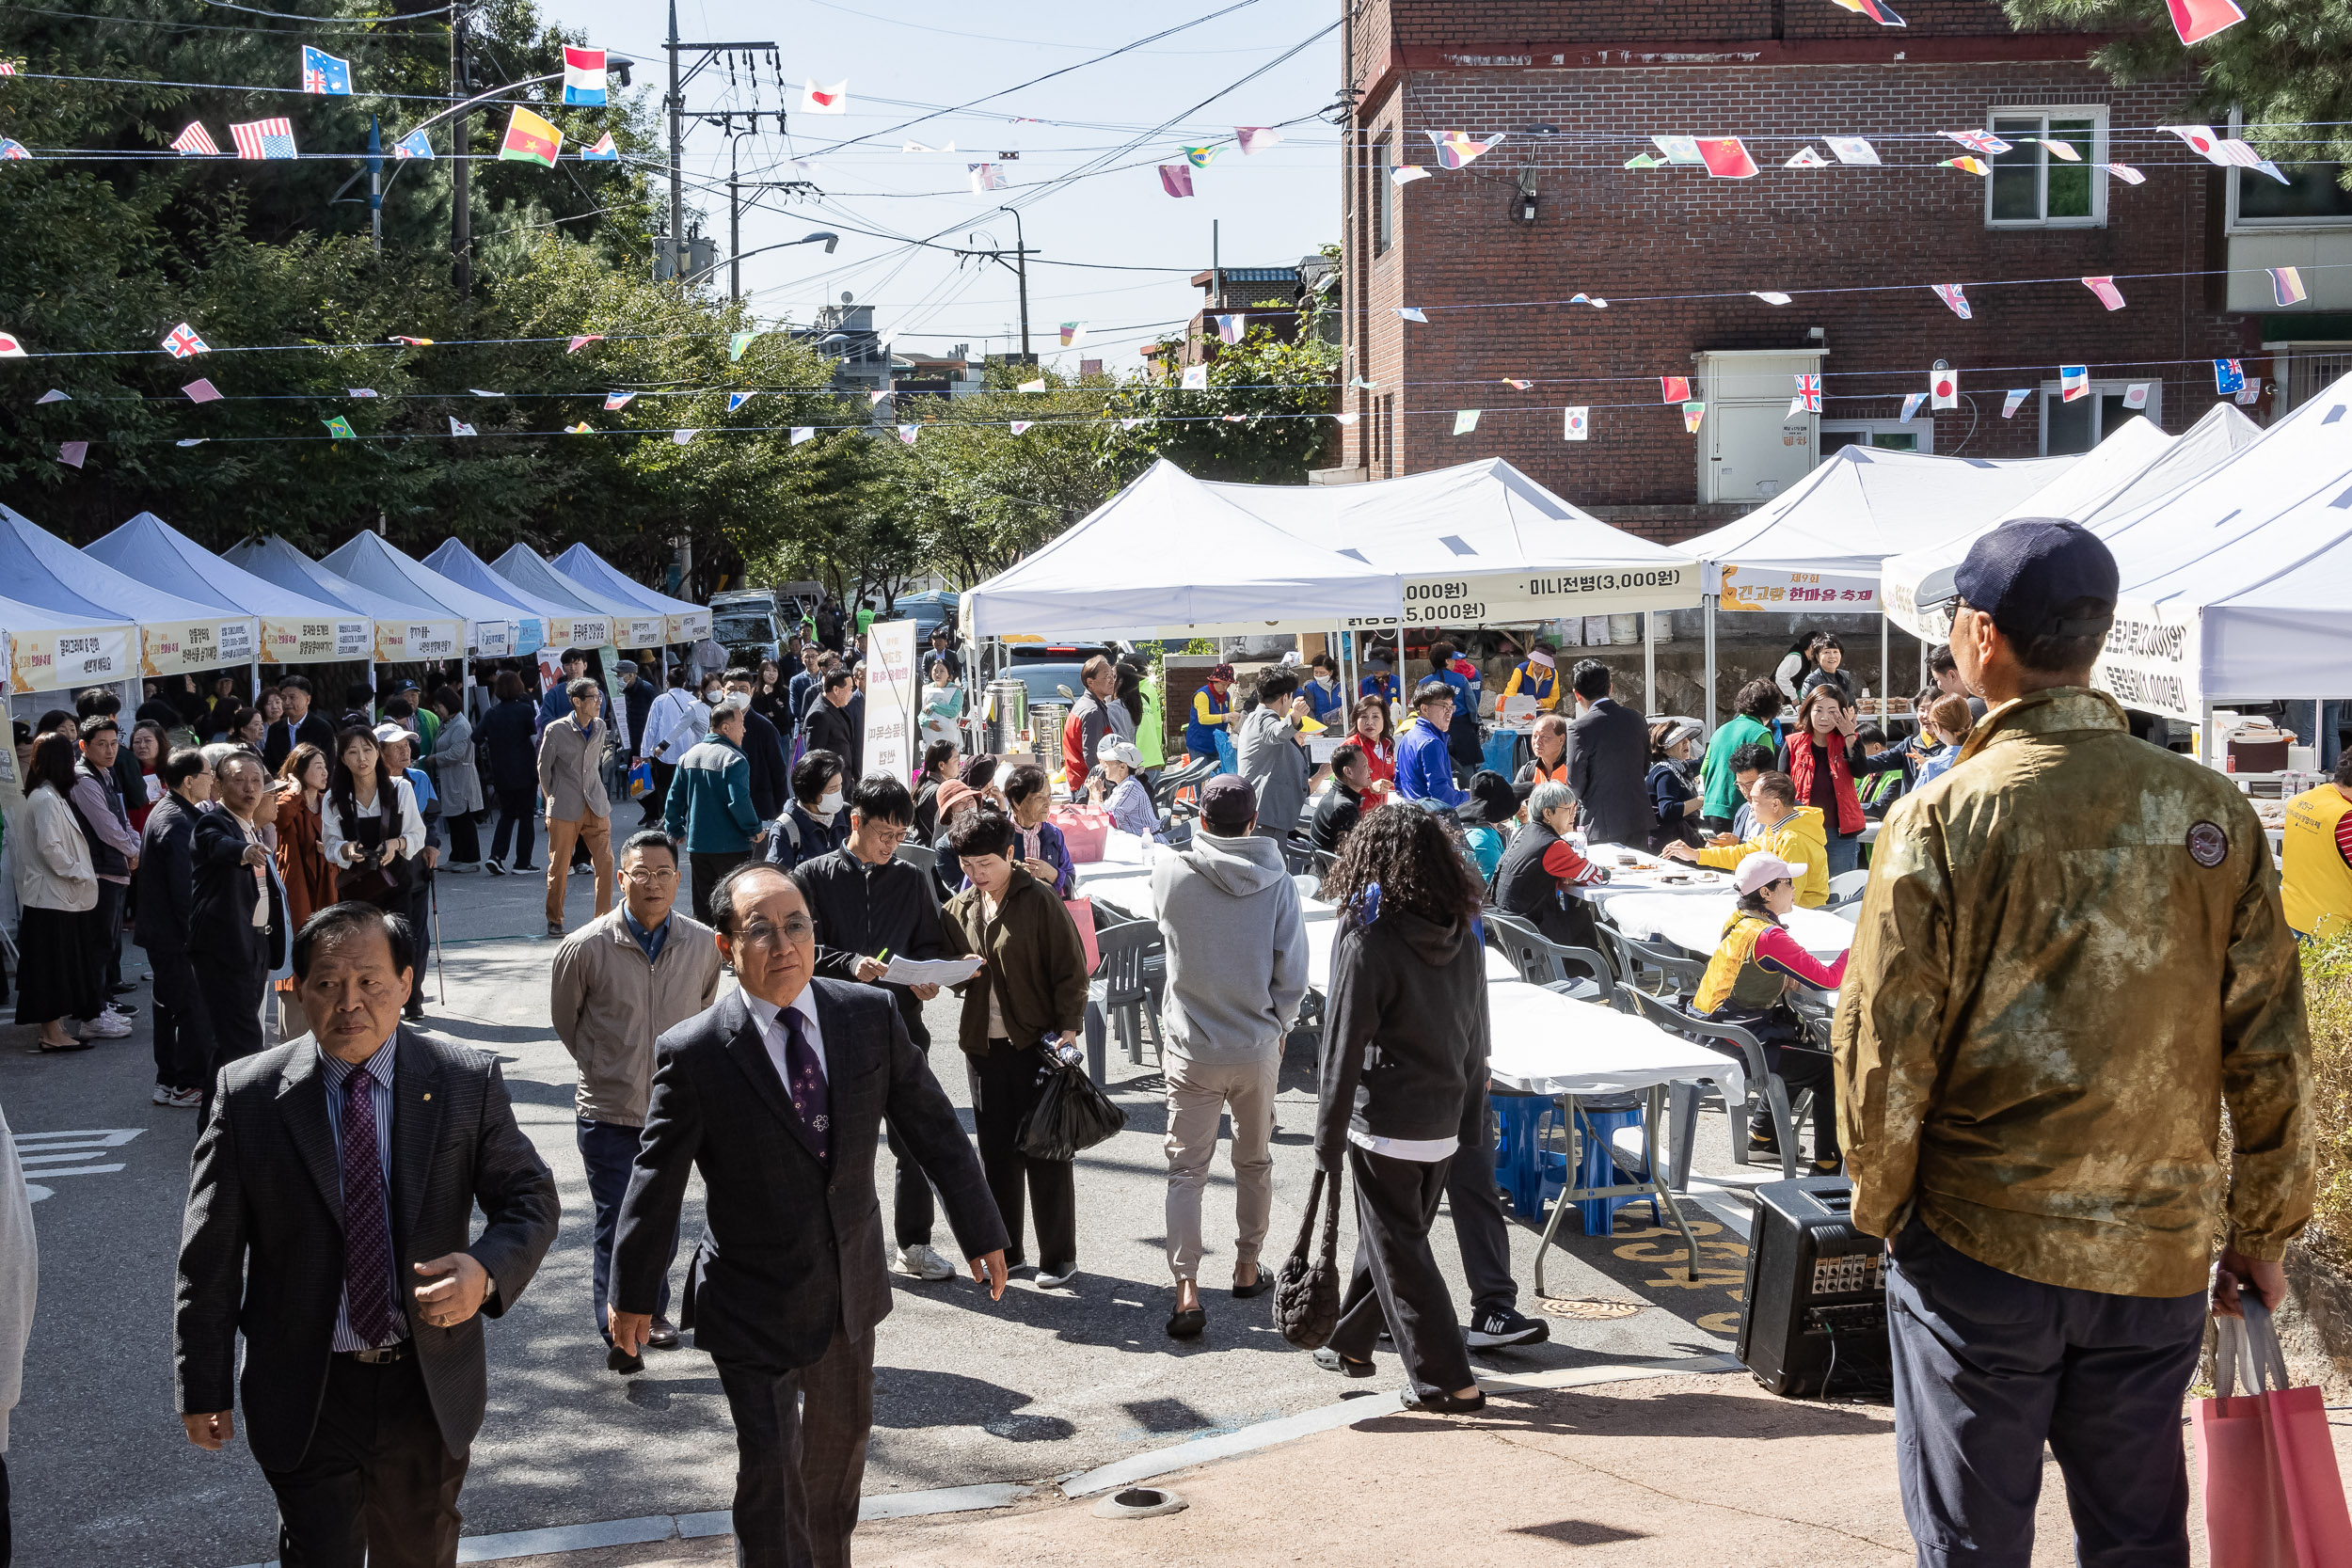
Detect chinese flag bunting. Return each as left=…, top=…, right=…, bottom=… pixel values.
left=1661, top=376, right=1692, bottom=404
left=1696, top=137, right=1758, bottom=179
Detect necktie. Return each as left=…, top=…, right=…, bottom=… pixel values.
left=340, top=1066, right=399, bottom=1346
left=779, top=1007, right=831, bottom=1161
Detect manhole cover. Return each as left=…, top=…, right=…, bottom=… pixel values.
left=1540, top=1296, right=1645, bottom=1321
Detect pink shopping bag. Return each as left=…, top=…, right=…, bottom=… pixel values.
left=1051, top=803, right=1111, bottom=863
left=2196, top=1298, right=2352, bottom=1568
left=1063, top=895, right=1102, bottom=975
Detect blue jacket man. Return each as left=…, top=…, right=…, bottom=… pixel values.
left=1393, top=682, right=1468, bottom=809
left=539, top=650, right=593, bottom=727
left=662, top=705, right=766, bottom=925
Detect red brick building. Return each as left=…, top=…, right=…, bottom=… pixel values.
left=1330, top=0, right=2317, bottom=542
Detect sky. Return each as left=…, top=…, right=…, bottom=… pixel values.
left=538, top=0, right=1344, bottom=373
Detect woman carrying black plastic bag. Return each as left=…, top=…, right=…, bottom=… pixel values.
left=941, top=807, right=1091, bottom=1288
left=1311, top=802, right=1490, bottom=1413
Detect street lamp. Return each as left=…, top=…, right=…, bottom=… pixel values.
left=688, top=231, right=839, bottom=292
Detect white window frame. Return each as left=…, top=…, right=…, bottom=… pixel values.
left=1983, top=105, right=2107, bottom=230
left=1373, top=134, right=1395, bottom=256
left=1820, top=419, right=1933, bottom=458
left=2036, top=379, right=2161, bottom=455
left=2224, top=108, right=2352, bottom=233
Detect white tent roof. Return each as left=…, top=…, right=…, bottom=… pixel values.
left=221, top=536, right=465, bottom=664
left=961, top=460, right=1404, bottom=639
left=549, top=545, right=711, bottom=642
left=1204, top=457, right=1702, bottom=621
left=2081, top=372, right=2352, bottom=712
left=319, top=534, right=522, bottom=657
left=1678, top=445, right=2079, bottom=603
left=1881, top=408, right=2263, bottom=638
left=423, top=538, right=617, bottom=651
left=493, top=545, right=670, bottom=649
left=87, top=514, right=373, bottom=666
left=0, top=502, right=257, bottom=687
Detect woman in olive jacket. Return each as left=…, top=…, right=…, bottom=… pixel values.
left=1312, top=800, right=1490, bottom=1413
left=940, top=807, right=1091, bottom=1285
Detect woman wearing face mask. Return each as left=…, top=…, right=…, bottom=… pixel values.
left=763, top=749, right=847, bottom=873
left=1645, top=720, right=1706, bottom=853
left=1302, top=653, right=1346, bottom=726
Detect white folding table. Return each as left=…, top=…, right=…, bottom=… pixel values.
left=1303, top=919, right=1518, bottom=992
left=1485, top=983, right=1745, bottom=1293
left=1599, top=893, right=1855, bottom=963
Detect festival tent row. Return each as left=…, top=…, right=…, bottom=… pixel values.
left=1881, top=404, right=2263, bottom=638
left=551, top=545, right=711, bottom=642
left=89, top=513, right=373, bottom=669
left=495, top=544, right=669, bottom=649
left=320, top=533, right=528, bottom=658
left=0, top=502, right=254, bottom=696
left=1885, top=371, right=2352, bottom=739
left=222, top=535, right=467, bottom=663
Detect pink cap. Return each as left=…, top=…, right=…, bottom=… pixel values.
left=1734, top=853, right=1798, bottom=896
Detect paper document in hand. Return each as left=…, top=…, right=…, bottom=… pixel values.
left=882, top=956, right=984, bottom=987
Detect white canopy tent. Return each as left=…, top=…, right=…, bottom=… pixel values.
left=1676, top=443, right=2082, bottom=725
left=222, top=536, right=463, bottom=663
left=2049, top=372, right=2352, bottom=739
left=960, top=459, right=1404, bottom=640
left=88, top=513, right=373, bottom=666
left=1882, top=406, right=2262, bottom=639
left=0, top=502, right=255, bottom=693
left=319, top=534, right=521, bottom=657
left=492, top=545, right=668, bottom=648
left=424, top=538, right=612, bottom=651
left=549, top=545, right=711, bottom=643
left=1205, top=457, right=1705, bottom=625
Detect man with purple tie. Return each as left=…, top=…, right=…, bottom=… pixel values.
left=173, top=903, right=559, bottom=1568
left=610, top=863, right=1008, bottom=1568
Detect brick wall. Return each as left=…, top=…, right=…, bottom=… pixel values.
left=1333, top=8, right=2257, bottom=542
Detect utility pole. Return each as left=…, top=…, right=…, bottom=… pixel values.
left=450, top=8, right=470, bottom=293
left=660, top=23, right=777, bottom=281
left=665, top=0, right=682, bottom=280
left=989, top=205, right=1038, bottom=358
left=367, top=114, right=382, bottom=254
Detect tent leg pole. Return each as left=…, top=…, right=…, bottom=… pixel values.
left=1703, top=596, right=1717, bottom=734
left=1642, top=610, right=1657, bottom=718
left=1880, top=612, right=1890, bottom=717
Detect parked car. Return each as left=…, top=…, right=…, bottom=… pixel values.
left=709, top=589, right=784, bottom=666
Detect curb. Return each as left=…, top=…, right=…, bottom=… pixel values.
left=223, top=1354, right=1741, bottom=1565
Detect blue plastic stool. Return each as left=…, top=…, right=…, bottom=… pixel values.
left=1490, top=1094, right=1565, bottom=1221
left=1573, top=1101, right=1659, bottom=1236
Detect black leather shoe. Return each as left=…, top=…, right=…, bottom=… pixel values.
left=1166, top=1306, right=1206, bottom=1339
left=1402, top=1386, right=1486, bottom=1415
left=1232, top=1265, right=1275, bottom=1299
left=645, top=1317, right=680, bottom=1350
left=606, top=1345, right=644, bottom=1375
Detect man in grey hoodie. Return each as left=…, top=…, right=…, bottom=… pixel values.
left=1152, top=775, right=1309, bottom=1339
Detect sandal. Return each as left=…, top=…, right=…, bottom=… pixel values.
left=1166, top=1306, right=1206, bottom=1339
left=33, top=1037, right=93, bottom=1053
left=1402, top=1386, right=1487, bottom=1415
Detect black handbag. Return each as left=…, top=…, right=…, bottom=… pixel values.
left=1274, top=1163, right=1345, bottom=1350
left=1014, top=1057, right=1126, bottom=1161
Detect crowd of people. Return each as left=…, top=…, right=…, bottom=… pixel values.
left=0, top=537, right=2331, bottom=1568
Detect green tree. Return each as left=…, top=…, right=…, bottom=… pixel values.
left=1999, top=0, right=2352, bottom=172
left=1106, top=319, right=1340, bottom=484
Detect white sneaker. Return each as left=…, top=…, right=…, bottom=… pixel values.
left=894, top=1243, right=956, bottom=1282
left=82, top=1012, right=133, bottom=1039
left=1035, top=1265, right=1079, bottom=1290
left=151, top=1084, right=201, bottom=1109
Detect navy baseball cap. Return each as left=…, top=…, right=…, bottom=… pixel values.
left=1199, top=773, right=1258, bottom=831
left=1916, top=517, right=2119, bottom=641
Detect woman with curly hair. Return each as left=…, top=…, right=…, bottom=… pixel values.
left=1309, top=801, right=1491, bottom=1413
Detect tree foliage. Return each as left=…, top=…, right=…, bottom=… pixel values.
left=2000, top=0, right=2352, bottom=174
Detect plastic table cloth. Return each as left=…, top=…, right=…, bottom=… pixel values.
left=1599, top=893, right=1855, bottom=962
left=1303, top=919, right=1518, bottom=991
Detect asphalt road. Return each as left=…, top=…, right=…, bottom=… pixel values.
left=5, top=843, right=1760, bottom=1568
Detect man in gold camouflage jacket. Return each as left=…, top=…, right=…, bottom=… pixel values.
left=1835, top=519, right=2312, bottom=1567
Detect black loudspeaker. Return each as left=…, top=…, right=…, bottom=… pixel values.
left=1737, top=1176, right=1890, bottom=1398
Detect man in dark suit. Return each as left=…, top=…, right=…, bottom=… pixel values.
left=803, top=669, right=862, bottom=783
left=137, top=748, right=215, bottom=1111
left=1562, top=657, right=1650, bottom=848
left=189, top=752, right=289, bottom=1120
left=175, top=902, right=559, bottom=1568
left=262, top=674, right=340, bottom=776
left=611, top=863, right=1007, bottom=1568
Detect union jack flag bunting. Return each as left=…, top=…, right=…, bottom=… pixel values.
left=1790, top=372, right=1821, bottom=413
left=0, top=139, right=30, bottom=161
left=162, top=323, right=210, bottom=358
left=230, top=118, right=296, bottom=160
left=171, top=122, right=221, bottom=156
left=1942, top=129, right=2011, bottom=156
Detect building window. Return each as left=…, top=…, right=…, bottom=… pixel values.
left=1380, top=393, right=1396, bottom=478
left=1373, top=135, right=1394, bottom=255
left=1821, top=421, right=1931, bottom=457
left=2038, top=381, right=2157, bottom=454
left=1986, top=108, right=2105, bottom=228
left=2281, top=344, right=2352, bottom=411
